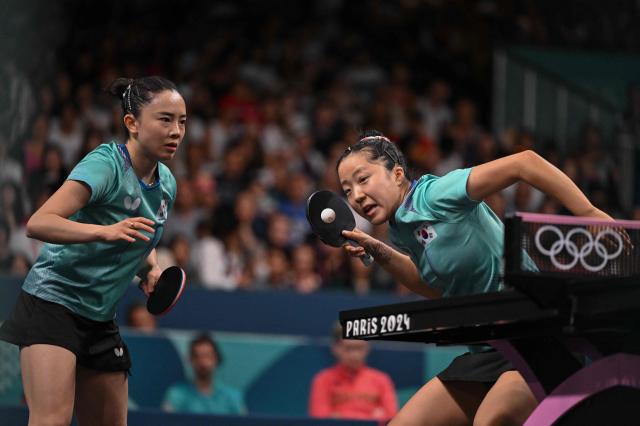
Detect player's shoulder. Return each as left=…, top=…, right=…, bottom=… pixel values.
left=82, top=142, right=120, bottom=162
left=157, top=162, right=175, bottom=181
left=411, top=174, right=436, bottom=195
left=413, top=168, right=472, bottom=197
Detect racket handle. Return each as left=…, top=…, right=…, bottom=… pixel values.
left=360, top=252, right=374, bottom=267
left=346, top=240, right=374, bottom=267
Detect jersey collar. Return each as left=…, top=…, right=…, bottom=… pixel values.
left=390, top=179, right=418, bottom=227
left=118, top=143, right=161, bottom=190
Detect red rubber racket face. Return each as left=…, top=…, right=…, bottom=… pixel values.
left=306, top=190, right=356, bottom=247
left=147, top=266, right=186, bottom=316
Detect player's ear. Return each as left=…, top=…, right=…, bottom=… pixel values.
left=123, top=113, right=138, bottom=136
left=394, top=166, right=405, bottom=185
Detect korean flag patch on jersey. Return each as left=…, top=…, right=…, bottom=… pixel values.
left=414, top=223, right=437, bottom=247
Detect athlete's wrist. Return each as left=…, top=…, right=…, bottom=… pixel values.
left=93, top=224, right=108, bottom=241
left=369, top=241, right=392, bottom=264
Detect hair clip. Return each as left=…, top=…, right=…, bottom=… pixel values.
left=124, top=83, right=133, bottom=112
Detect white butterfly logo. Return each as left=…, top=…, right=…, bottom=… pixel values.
left=124, top=196, right=141, bottom=211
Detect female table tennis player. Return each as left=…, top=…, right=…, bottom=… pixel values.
left=0, top=76, right=185, bottom=425
left=337, top=130, right=613, bottom=426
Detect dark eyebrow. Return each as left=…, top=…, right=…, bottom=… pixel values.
left=156, top=112, right=187, bottom=118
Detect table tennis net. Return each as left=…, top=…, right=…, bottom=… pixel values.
left=504, top=212, right=640, bottom=278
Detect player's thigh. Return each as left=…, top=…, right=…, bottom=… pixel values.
left=20, top=344, right=77, bottom=425
left=74, top=365, right=128, bottom=426
left=473, top=371, right=538, bottom=426
left=389, top=376, right=489, bottom=426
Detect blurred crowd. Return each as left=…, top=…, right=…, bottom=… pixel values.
left=0, top=0, right=633, bottom=293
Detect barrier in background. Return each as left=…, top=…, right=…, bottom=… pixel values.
left=0, top=276, right=417, bottom=338
left=117, top=285, right=417, bottom=337
left=0, top=330, right=466, bottom=416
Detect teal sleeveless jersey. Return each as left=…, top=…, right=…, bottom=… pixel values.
left=388, top=168, right=537, bottom=297
left=22, top=143, right=177, bottom=321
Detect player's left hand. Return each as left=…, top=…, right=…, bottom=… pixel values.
left=140, top=264, right=162, bottom=296
left=584, top=208, right=634, bottom=255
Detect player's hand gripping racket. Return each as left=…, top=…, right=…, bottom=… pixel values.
left=306, top=190, right=374, bottom=267
left=138, top=266, right=187, bottom=315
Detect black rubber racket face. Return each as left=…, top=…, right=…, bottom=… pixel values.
left=147, top=266, right=186, bottom=316
left=306, top=190, right=356, bottom=247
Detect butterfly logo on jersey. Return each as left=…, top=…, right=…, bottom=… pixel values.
left=124, top=196, right=141, bottom=211
left=156, top=199, right=168, bottom=221
left=414, top=223, right=437, bottom=247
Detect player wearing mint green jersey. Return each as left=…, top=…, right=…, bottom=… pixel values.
left=336, top=130, right=615, bottom=426
left=0, top=76, right=187, bottom=426
left=387, top=168, right=538, bottom=298
left=22, top=142, right=176, bottom=321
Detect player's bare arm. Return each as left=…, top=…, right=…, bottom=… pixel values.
left=467, top=150, right=612, bottom=220
left=343, top=229, right=442, bottom=299
left=26, top=180, right=155, bottom=244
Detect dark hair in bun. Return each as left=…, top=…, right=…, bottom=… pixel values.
left=108, top=76, right=179, bottom=118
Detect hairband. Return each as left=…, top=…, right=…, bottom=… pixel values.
left=344, top=135, right=399, bottom=165
left=359, top=135, right=391, bottom=143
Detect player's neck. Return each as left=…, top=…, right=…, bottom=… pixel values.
left=126, top=139, right=157, bottom=185
left=399, top=180, right=412, bottom=204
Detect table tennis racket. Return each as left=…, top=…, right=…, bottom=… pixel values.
left=138, top=266, right=187, bottom=315
left=306, top=190, right=374, bottom=267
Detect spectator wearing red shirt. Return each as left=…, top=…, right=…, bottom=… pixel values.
left=309, top=324, right=398, bottom=421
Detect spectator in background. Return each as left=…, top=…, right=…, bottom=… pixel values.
left=289, top=132, right=326, bottom=180
left=291, top=243, right=322, bottom=293
left=75, top=127, right=105, bottom=164
left=309, top=323, right=398, bottom=421
left=22, top=114, right=50, bottom=176
left=190, top=220, right=237, bottom=290
left=27, top=144, right=68, bottom=207
left=402, top=109, right=439, bottom=176
left=0, top=221, right=13, bottom=274
left=418, top=79, right=452, bottom=143
left=163, top=333, right=246, bottom=415
left=125, top=302, right=157, bottom=332
left=278, top=171, right=313, bottom=245
left=48, top=102, right=85, bottom=168
left=214, top=142, right=254, bottom=207
left=0, top=181, right=28, bottom=234
left=447, top=98, right=483, bottom=165
left=256, top=246, right=292, bottom=290
left=0, top=143, right=24, bottom=186
left=266, top=212, right=293, bottom=253
left=162, top=177, right=204, bottom=244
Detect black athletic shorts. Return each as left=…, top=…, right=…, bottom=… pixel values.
left=0, top=290, right=131, bottom=373
left=437, top=347, right=515, bottom=384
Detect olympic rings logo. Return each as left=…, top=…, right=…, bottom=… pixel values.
left=534, top=225, right=623, bottom=272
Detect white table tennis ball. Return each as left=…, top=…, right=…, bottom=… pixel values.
left=321, top=208, right=336, bottom=224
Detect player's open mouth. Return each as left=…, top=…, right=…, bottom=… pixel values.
left=165, top=143, right=178, bottom=152
left=363, top=204, right=377, bottom=217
